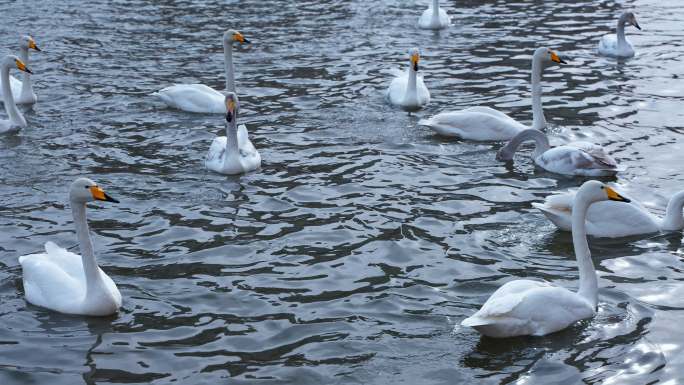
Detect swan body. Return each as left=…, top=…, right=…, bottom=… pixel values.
left=0, top=35, right=40, bottom=105
left=418, top=0, right=450, bottom=30
left=206, top=93, right=261, bottom=175
left=386, top=48, right=430, bottom=112
left=462, top=181, right=630, bottom=337
left=496, top=129, right=619, bottom=177
left=533, top=190, right=684, bottom=238
left=598, top=12, right=641, bottom=58
left=0, top=55, right=32, bottom=134
left=19, top=178, right=122, bottom=316
left=420, top=47, right=566, bottom=141
left=154, top=30, right=248, bottom=114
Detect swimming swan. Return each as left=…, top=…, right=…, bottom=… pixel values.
left=496, top=129, right=619, bottom=177
left=598, top=12, right=641, bottom=58
left=205, top=92, right=261, bottom=175
left=19, top=178, right=122, bottom=316
left=418, top=0, right=451, bottom=30
left=153, top=29, right=249, bottom=113
left=386, top=48, right=430, bottom=113
left=419, top=47, right=566, bottom=141
left=0, top=35, right=40, bottom=105
left=0, top=55, right=32, bottom=134
left=461, top=180, right=630, bottom=337
left=533, top=189, right=684, bottom=238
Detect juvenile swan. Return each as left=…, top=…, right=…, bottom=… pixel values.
left=598, top=12, right=641, bottom=58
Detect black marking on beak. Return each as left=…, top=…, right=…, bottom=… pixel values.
left=33, top=45, right=42, bottom=52
left=413, top=62, right=419, bottom=72
left=102, top=192, right=119, bottom=203
left=242, top=38, right=250, bottom=44
left=23, top=67, right=33, bottom=74
left=226, top=111, right=233, bottom=123
left=559, top=57, right=568, bottom=64
left=634, top=22, right=641, bottom=30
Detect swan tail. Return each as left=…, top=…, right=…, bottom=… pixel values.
left=461, top=315, right=493, bottom=327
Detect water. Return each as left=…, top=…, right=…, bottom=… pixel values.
left=1, top=0, right=683, bottom=383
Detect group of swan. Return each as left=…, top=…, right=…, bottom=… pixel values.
left=0, top=36, right=39, bottom=134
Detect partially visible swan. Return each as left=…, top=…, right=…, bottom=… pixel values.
left=19, top=178, right=122, bottom=316
left=153, top=29, right=249, bottom=113
left=205, top=92, right=261, bottom=175
left=386, top=48, right=430, bottom=113
left=418, top=0, right=451, bottom=30
left=0, top=35, right=40, bottom=105
left=598, top=12, right=641, bottom=58
left=496, top=129, right=619, bottom=177
left=0, top=55, right=32, bottom=134
left=419, top=47, right=566, bottom=141
left=462, top=180, right=631, bottom=338
left=533, top=189, right=684, bottom=238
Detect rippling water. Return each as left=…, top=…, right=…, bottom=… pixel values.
left=1, top=0, right=683, bottom=383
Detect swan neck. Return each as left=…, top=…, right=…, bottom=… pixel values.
left=530, top=54, right=546, bottom=130
left=406, top=66, right=418, bottom=102
left=224, top=118, right=239, bottom=163
left=19, top=47, right=32, bottom=96
left=571, top=195, right=598, bottom=308
left=72, top=202, right=104, bottom=295
left=617, top=14, right=628, bottom=46
left=661, top=191, right=684, bottom=230
left=0, top=64, right=24, bottom=126
left=500, top=129, right=550, bottom=160
left=224, top=41, right=235, bottom=93
left=431, top=0, right=440, bottom=21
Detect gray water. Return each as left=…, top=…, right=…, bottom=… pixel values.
left=1, top=0, right=683, bottom=383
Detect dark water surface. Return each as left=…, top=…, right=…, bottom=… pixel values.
left=1, top=0, right=683, bottom=383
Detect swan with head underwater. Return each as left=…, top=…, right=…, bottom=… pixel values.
left=419, top=47, right=566, bottom=141
left=19, top=178, right=122, bottom=316
left=0, top=35, right=41, bottom=105
left=461, top=180, right=631, bottom=338
left=0, top=55, right=33, bottom=134
left=205, top=92, right=261, bottom=175
left=418, top=0, right=451, bottom=30
left=533, top=188, right=684, bottom=238
left=153, top=29, right=249, bottom=113
left=386, top=48, right=430, bottom=113
left=598, top=12, right=641, bottom=58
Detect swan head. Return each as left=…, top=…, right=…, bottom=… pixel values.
left=534, top=47, right=567, bottom=65
left=623, top=12, right=641, bottom=30
left=20, top=35, right=41, bottom=52
left=224, top=92, right=240, bottom=124
left=577, top=180, right=630, bottom=205
left=2, top=55, right=32, bottom=74
left=408, top=48, right=420, bottom=72
left=69, top=178, right=119, bottom=204
left=224, top=29, right=249, bottom=45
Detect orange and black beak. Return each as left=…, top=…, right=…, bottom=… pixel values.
left=225, top=99, right=236, bottom=123
left=605, top=186, right=630, bottom=203
left=550, top=51, right=567, bottom=64
left=411, top=52, right=420, bottom=72
left=29, top=39, right=41, bottom=52
left=90, top=185, right=119, bottom=203
left=14, top=59, right=32, bottom=74
left=234, top=32, right=250, bottom=44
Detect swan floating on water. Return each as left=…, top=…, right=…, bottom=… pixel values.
left=19, top=178, right=122, bottom=316
left=462, top=180, right=631, bottom=338
left=386, top=48, right=430, bottom=113
left=153, top=29, right=249, bottom=114
left=0, top=55, right=33, bottom=134
left=598, top=12, right=641, bottom=58
left=533, top=189, right=684, bottom=238
left=418, top=0, right=451, bottom=30
left=0, top=35, right=40, bottom=105
left=419, top=47, right=566, bottom=141
left=205, top=92, right=261, bottom=175
left=496, top=129, right=619, bottom=177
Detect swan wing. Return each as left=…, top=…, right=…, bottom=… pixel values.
left=0, top=75, right=23, bottom=103
left=418, top=7, right=451, bottom=29
left=386, top=73, right=407, bottom=105
left=153, top=84, right=226, bottom=113
left=416, top=75, right=431, bottom=106
left=598, top=35, right=618, bottom=54
left=419, top=109, right=524, bottom=141
left=205, top=136, right=227, bottom=171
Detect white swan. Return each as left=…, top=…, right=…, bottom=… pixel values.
left=0, top=36, right=40, bottom=105
left=598, top=12, right=641, bottom=58
left=0, top=55, right=32, bottom=134
left=419, top=47, right=566, bottom=141
left=418, top=0, right=451, bottom=30
left=386, top=48, right=430, bottom=113
left=206, top=92, right=261, bottom=175
left=462, top=180, right=630, bottom=338
left=496, top=129, right=619, bottom=177
left=533, top=189, right=684, bottom=238
left=153, top=29, right=249, bottom=114
left=19, top=178, right=122, bottom=316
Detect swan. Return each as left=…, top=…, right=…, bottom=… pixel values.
left=419, top=47, right=566, bottom=141
left=598, top=12, right=641, bottom=58
left=0, top=55, right=32, bottom=134
left=496, top=129, right=619, bottom=177
left=418, top=0, right=451, bottom=30
left=205, top=92, right=261, bottom=175
left=0, top=35, right=40, bottom=105
left=153, top=29, right=249, bottom=113
left=386, top=48, right=430, bottom=113
left=533, top=189, right=684, bottom=238
left=461, top=180, right=630, bottom=338
left=19, top=178, right=122, bottom=316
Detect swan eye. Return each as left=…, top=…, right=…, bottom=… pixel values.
left=600, top=186, right=605, bottom=189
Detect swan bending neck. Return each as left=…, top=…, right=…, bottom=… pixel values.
left=499, top=129, right=550, bottom=160
left=571, top=194, right=598, bottom=308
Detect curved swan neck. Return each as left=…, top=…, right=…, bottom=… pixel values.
left=616, top=13, right=628, bottom=47
left=0, top=63, right=24, bottom=127
left=431, top=0, right=440, bottom=22
left=498, top=129, right=550, bottom=160
left=19, top=47, right=33, bottom=97
left=71, top=202, right=105, bottom=295
left=571, top=190, right=598, bottom=308
left=530, top=53, right=546, bottom=130
left=661, top=191, right=684, bottom=230
left=223, top=40, right=235, bottom=93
